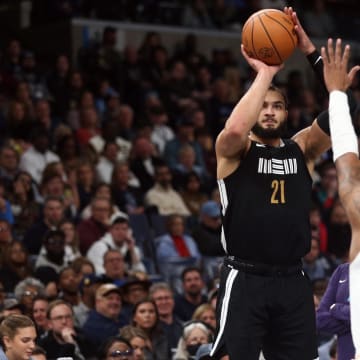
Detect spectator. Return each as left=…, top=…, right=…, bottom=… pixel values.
left=149, top=282, right=183, bottom=354
left=191, top=201, right=225, bottom=281
left=31, top=345, right=47, bottom=360
left=0, top=314, right=36, bottom=360
left=80, top=182, right=122, bottom=220
left=57, top=266, right=81, bottom=306
left=131, top=299, right=169, bottom=360
left=129, top=137, right=162, bottom=193
left=120, top=276, right=152, bottom=323
left=174, top=267, right=207, bottom=322
left=14, top=277, right=46, bottom=317
left=22, top=195, right=65, bottom=255
left=164, top=117, right=205, bottom=172
left=147, top=105, right=174, bottom=156
left=110, top=161, right=143, bottom=213
left=0, top=240, right=32, bottom=293
left=59, top=218, right=81, bottom=259
left=75, top=160, right=97, bottom=213
left=73, top=274, right=102, bottom=328
left=87, top=212, right=146, bottom=275
left=19, top=125, right=60, bottom=185
left=31, top=295, right=49, bottom=337
left=38, top=299, right=93, bottom=360
left=7, top=171, right=40, bottom=241
left=120, top=325, right=154, bottom=360
left=191, top=304, right=216, bottom=334
left=35, top=229, right=73, bottom=274
left=0, top=219, right=13, bottom=266
left=179, top=171, right=209, bottom=219
left=100, top=249, right=130, bottom=286
left=155, top=214, right=201, bottom=291
left=173, top=320, right=213, bottom=360
left=302, top=236, right=336, bottom=282
left=0, top=144, right=20, bottom=190
left=96, top=141, right=120, bottom=184
left=144, top=164, right=190, bottom=217
left=0, top=178, right=14, bottom=225
left=76, top=196, right=110, bottom=254
left=98, top=335, right=135, bottom=360
left=82, top=283, right=127, bottom=347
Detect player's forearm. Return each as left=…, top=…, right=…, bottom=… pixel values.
left=223, top=69, right=274, bottom=136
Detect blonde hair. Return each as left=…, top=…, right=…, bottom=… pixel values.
left=0, top=314, right=34, bottom=349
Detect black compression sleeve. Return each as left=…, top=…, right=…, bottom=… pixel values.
left=316, top=110, right=330, bottom=135
left=306, top=50, right=326, bottom=91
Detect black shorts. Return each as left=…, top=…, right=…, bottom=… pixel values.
left=210, top=258, right=318, bottom=360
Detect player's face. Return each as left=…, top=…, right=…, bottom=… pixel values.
left=252, top=90, right=288, bottom=139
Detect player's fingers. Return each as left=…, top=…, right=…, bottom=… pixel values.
left=348, top=65, right=360, bottom=84
left=342, top=44, right=351, bottom=66
left=327, top=38, right=334, bottom=63
left=335, top=38, right=343, bottom=64
left=321, top=46, right=329, bottom=65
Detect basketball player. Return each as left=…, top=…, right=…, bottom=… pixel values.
left=209, top=18, right=358, bottom=360
left=321, top=38, right=360, bottom=359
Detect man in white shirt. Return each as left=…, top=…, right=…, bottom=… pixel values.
left=87, top=212, right=146, bottom=275
left=19, top=126, right=60, bottom=185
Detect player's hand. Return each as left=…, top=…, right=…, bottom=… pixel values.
left=241, top=45, right=283, bottom=75
left=284, top=7, right=316, bottom=55
left=321, top=38, right=360, bottom=93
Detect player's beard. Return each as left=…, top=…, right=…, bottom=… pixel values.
left=252, top=121, right=287, bottom=139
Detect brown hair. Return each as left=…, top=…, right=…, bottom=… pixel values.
left=0, top=314, right=34, bottom=348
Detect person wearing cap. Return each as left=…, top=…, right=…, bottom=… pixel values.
left=87, top=212, right=146, bottom=276
left=73, top=274, right=102, bottom=328
left=1, top=298, right=24, bottom=317
left=119, top=276, right=152, bottom=323
left=82, top=283, right=128, bottom=347
left=192, top=200, right=225, bottom=281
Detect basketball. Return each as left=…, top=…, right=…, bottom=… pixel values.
left=241, top=9, right=298, bottom=65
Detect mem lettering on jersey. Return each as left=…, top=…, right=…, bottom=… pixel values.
left=257, top=158, right=297, bottom=175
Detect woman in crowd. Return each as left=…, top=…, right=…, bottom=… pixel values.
left=0, top=314, right=36, bottom=360
left=31, top=295, right=49, bottom=338
left=131, top=299, right=168, bottom=360
left=0, top=241, right=33, bottom=293
left=173, top=320, right=212, bottom=360
left=98, top=335, right=135, bottom=360
left=191, top=304, right=216, bottom=334
left=120, top=324, right=154, bottom=360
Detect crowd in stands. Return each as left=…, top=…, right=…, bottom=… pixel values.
left=0, top=1, right=359, bottom=359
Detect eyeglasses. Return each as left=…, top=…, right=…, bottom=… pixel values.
left=109, top=349, right=134, bottom=358
left=50, top=314, right=73, bottom=322
left=23, top=290, right=38, bottom=297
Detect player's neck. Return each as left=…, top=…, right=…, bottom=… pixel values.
left=250, top=134, right=282, bottom=147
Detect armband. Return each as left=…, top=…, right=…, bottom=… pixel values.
left=329, top=90, right=359, bottom=161
left=306, top=50, right=326, bottom=91
left=316, top=111, right=330, bottom=135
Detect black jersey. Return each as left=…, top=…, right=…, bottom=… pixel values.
left=218, top=139, right=312, bottom=265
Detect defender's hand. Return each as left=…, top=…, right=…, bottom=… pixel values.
left=321, top=38, right=360, bottom=93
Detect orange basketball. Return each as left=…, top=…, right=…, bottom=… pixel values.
left=241, top=9, right=298, bottom=65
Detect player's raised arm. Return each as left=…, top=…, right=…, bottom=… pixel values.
left=216, top=46, right=282, bottom=165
